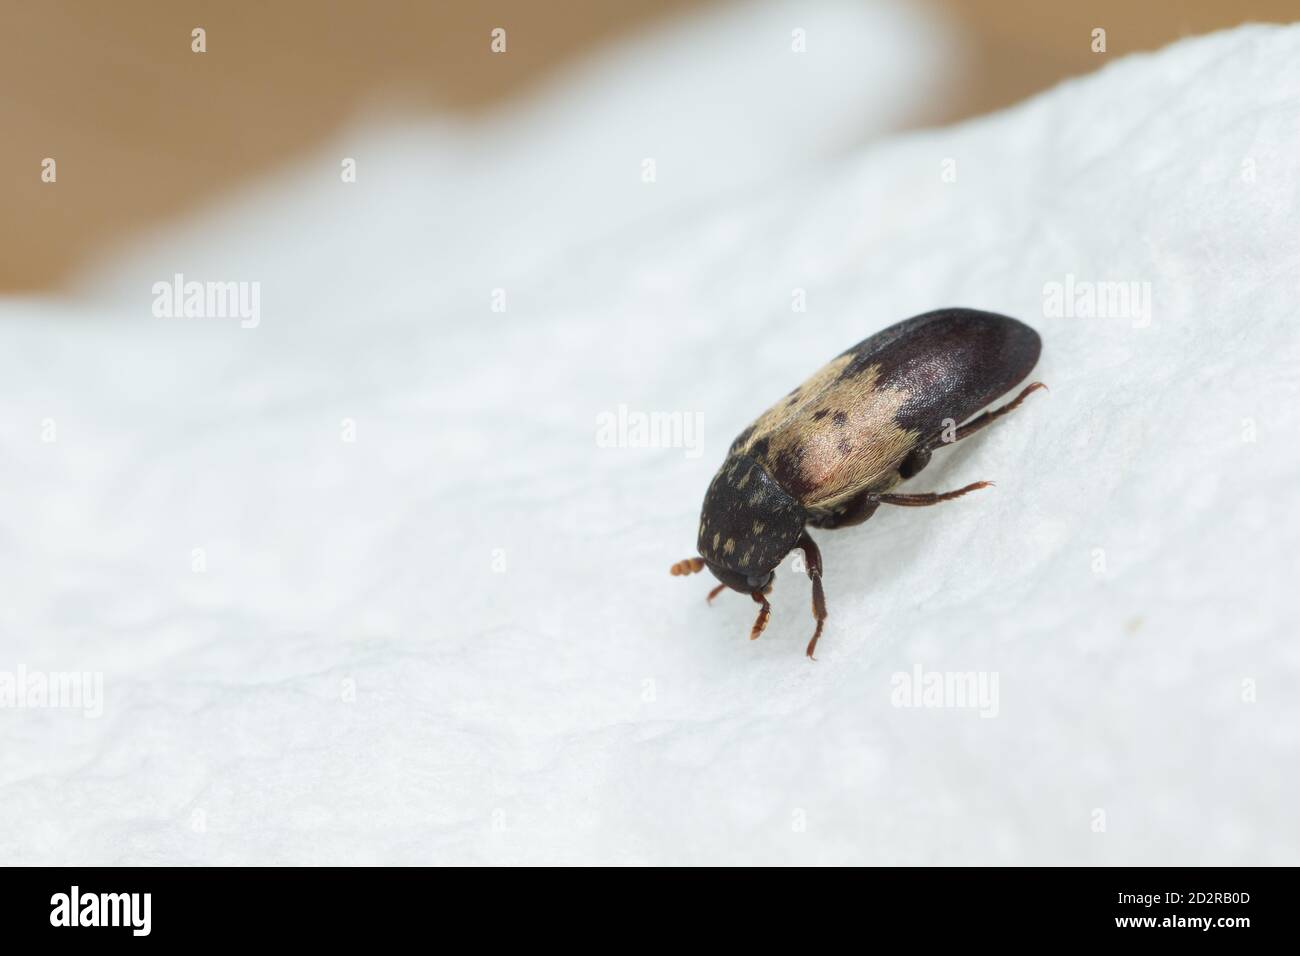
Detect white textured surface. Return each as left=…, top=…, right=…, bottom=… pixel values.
left=2, top=9, right=1298, bottom=865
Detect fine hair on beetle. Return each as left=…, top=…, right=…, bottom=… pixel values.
left=671, top=307, right=1046, bottom=659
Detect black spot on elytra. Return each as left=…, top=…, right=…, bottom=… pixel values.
left=811, top=409, right=828, bottom=421
left=833, top=411, right=848, bottom=426
left=774, top=444, right=812, bottom=497
left=751, top=436, right=770, bottom=458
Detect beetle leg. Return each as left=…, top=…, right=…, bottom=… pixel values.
left=874, top=480, right=992, bottom=507
left=670, top=557, right=705, bottom=576
left=796, top=531, right=828, bottom=659
left=897, top=446, right=931, bottom=479
left=808, top=490, right=881, bottom=529
left=749, top=592, right=771, bottom=640
left=706, top=583, right=727, bottom=604
left=941, top=381, right=1047, bottom=447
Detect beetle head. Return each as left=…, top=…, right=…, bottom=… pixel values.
left=703, top=562, right=774, bottom=595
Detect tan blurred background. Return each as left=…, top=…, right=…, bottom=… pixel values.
left=3, top=0, right=1295, bottom=293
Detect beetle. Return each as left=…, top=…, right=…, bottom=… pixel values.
left=670, top=307, right=1045, bottom=658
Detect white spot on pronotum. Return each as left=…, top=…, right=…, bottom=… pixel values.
left=941, top=158, right=957, bottom=183
left=791, top=288, right=806, bottom=313
left=191, top=547, right=207, bottom=573
left=491, top=288, right=507, bottom=313
left=1090, top=28, right=1106, bottom=53
left=1091, top=808, right=1107, bottom=832
left=490, top=27, right=507, bottom=53
left=1241, top=678, right=1256, bottom=703
left=791, top=28, right=806, bottom=53
left=41, top=158, right=56, bottom=183
left=340, top=417, right=357, bottom=443
left=191, top=27, right=207, bottom=53
left=641, top=158, right=656, bottom=183
left=1090, top=547, right=1107, bottom=576
left=340, top=157, right=356, bottom=183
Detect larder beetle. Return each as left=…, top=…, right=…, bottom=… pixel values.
left=671, top=308, right=1045, bottom=658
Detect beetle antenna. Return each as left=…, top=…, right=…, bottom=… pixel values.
left=670, top=557, right=706, bottom=576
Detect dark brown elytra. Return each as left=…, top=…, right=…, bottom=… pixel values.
left=671, top=308, right=1046, bottom=658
